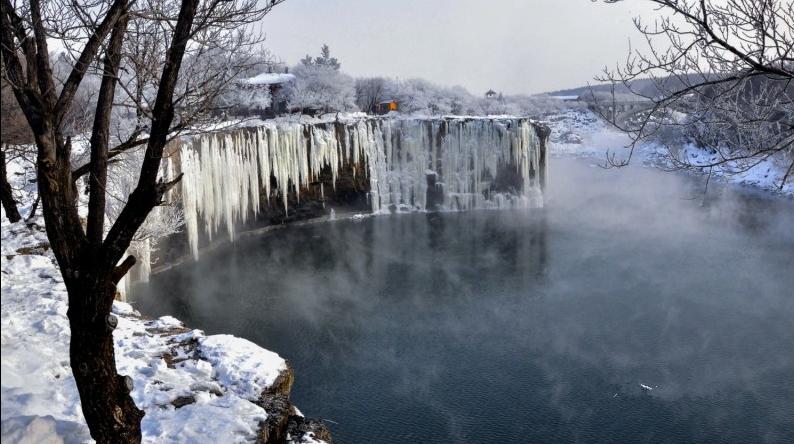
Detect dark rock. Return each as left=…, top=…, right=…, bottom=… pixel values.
left=255, top=393, right=292, bottom=444
left=171, top=395, right=196, bottom=408
left=16, top=243, right=50, bottom=255
left=263, top=363, right=295, bottom=397
left=286, top=416, right=333, bottom=444
left=160, top=351, right=176, bottom=369
left=146, top=324, right=191, bottom=336
left=255, top=363, right=297, bottom=443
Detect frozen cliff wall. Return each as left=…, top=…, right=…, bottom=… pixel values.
left=174, top=116, right=548, bottom=259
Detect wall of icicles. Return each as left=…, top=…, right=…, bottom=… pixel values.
left=174, top=117, right=545, bottom=260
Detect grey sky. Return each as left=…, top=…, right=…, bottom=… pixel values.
left=256, top=0, right=659, bottom=95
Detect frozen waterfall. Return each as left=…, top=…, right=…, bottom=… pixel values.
left=176, top=117, right=547, bottom=259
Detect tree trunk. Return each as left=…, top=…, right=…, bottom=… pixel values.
left=2, top=0, right=199, bottom=440
left=67, top=269, right=144, bottom=444
left=1, top=150, right=22, bottom=222
left=25, top=196, right=40, bottom=222
left=33, top=128, right=143, bottom=443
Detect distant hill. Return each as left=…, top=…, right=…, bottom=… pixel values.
left=546, top=83, right=628, bottom=98
left=546, top=75, right=708, bottom=99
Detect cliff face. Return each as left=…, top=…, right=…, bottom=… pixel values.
left=166, top=116, right=549, bottom=262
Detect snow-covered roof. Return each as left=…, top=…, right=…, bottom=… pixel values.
left=242, top=72, right=296, bottom=85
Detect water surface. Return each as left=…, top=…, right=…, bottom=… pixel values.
left=137, top=159, right=794, bottom=443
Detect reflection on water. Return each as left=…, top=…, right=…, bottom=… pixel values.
left=136, top=159, right=794, bottom=443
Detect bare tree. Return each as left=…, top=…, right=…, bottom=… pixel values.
left=595, top=0, right=793, bottom=189
left=0, top=0, right=284, bottom=441
left=355, top=76, right=386, bottom=113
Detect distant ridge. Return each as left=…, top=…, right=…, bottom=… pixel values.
left=546, top=74, right=708, bottom=99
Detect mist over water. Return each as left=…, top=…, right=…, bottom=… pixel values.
left=136, top=158, right=794, bottom=443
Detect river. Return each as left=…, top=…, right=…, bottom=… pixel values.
left=136, top=158, right=794, bottom=443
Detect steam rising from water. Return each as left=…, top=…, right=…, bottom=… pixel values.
left=137, top=158, right=794, bottom=443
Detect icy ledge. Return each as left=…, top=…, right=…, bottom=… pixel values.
left=1, top=220, right=329, bottom=443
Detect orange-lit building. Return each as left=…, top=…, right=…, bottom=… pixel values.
left=374, top=100, right=398, bottom=115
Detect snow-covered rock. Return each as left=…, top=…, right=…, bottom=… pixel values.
left=199, top=335, right=287, bottom=401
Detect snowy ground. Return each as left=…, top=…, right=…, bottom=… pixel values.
left=1, top=161, right=322, bottom=443
left=545, top=108, right=794, bottom=196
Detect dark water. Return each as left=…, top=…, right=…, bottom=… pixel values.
left=136, top=159, right=794, bottom=443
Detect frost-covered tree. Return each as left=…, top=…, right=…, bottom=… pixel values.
left=288, top=44, right=354, bottom=112
left=301, top=43, right=341, bottom=70
left=498, top=93, right=582, bottom=118
left=383, top=78, right=432, bottom=113
left=380, top=78, right=479, bottom=115
left=286, top=62, right=357, bottom=112
left=222, top=85, right=273, bottom=112
left=375, top=77, right=562, bottom=117
left=214, top=51, right=282, bottom=113
left=354, top=77, right=386, bottom=113
left=596, top=0, right=794, bottom=189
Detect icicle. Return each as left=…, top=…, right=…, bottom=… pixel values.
left=137, top=238, right=151, bottom=284
left=181, top=143, right=200, bottom=260
left=178, top=117, right=544, bottom=258
left=114, top=237, right=151, bottom=300
left=116, top=270, right=129, bottom=302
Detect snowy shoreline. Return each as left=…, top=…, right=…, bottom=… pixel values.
left=1, top=215, right=329, bottom=443
left=546, top=109, right=793, bottom=197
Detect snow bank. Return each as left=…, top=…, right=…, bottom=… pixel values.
left=0, top=224, right=87, bottom=442
left=546, top=108, right=794, bottom=196
left=199, top=335, right=287, bottom=400
left=0, top=415, right=84, bottom=444
left=1, top=217, right=310, bottom=443
left=641, top=141, right=794, bottom=195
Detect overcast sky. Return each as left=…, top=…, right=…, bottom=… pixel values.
left=256, top=0, right=660, bottom=95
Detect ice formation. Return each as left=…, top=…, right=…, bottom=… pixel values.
left=116, top=238, right=151, bottom=301
left=178, top=117, right=545, bottom=259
